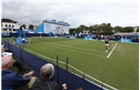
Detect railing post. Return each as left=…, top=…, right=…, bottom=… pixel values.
left=38, top=35, right=39, bottom=42
left=8, top=39, right=9, bottom=49
left=73, top=68, right=74, bottom=74
left=20, top=45, right=23, bottom=63
left=22, top=46, right=24, bottom=50
left=56, top=55, right=59, bottom=83
left=56, top=55, right=58, bottom=66
left=82, top=73, right=85, bottom=79
left=50, top=58, right=52, bottom=63
left=66, top=57, right=68, bottom=71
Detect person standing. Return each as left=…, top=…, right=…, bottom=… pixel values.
left=105, top=36, right=109, bottom=52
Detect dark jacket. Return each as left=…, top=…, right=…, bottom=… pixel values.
left=31, top=78, right=61, bottom=90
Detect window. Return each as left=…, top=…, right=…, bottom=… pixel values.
left=9, top=25, right=11, bottom=27
left=5, top=25, right=7, bottom=27
left=12, top=25, right=14, bottom=27
left=9, top=29, right=11, bottom=31
left=3, top=28, right=7, bottom=31
left=13, top=29, right=16, bottom=31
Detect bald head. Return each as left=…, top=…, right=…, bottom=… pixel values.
left=1, top=56, right=14, bottom=70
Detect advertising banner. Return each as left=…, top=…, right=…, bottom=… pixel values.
left=44, top=23, right=69, bottom=34
left=121, top=38, right=132, bottom=42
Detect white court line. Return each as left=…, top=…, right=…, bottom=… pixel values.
left=36, top=42, right=107, bottom=58
left=46, top=42, right=105, bottom=53
left=48, top=45, right=107, bottom=58
left=107, top=43, right=118, bottom=58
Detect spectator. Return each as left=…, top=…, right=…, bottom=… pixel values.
left=31, top=63, right=61, bottom=90
left=1, top=45, right=26, bottom=74
left=77, top=87, right=84, bottom=90
left=2, top=56, right=34, bottom=89
left=62, top=83, right=67, bottom=90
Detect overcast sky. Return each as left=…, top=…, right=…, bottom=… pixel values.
left=1, top=0, right=139, bottom=28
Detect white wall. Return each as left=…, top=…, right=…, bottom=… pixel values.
left=1, top=22, right=20, bottom=33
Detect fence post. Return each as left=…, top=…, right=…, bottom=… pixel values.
left=56, top=55, right=58, bottom=66
left=38, top=35, right=39, bottom=42
left=82, top=73, right=85, bottom=79
left=56, top=55, right=59, bottom=83
left=50, top=58, right=52, bottom=63
left=102, top=83, right=104, bottom=88
left=20, top=45, right=23, bottom=63
left=66, top=57, right=68, bottom=71
left=22, top=46, right=24, bottom=51
left=8, top=39, right=9, bottom=48
left=73, top=68, right=75, bottom=74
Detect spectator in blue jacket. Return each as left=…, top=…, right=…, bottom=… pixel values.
left=2, top=56, right=34, bottom=90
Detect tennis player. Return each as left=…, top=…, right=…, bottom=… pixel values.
left=105, top=36, right=109, bottom=52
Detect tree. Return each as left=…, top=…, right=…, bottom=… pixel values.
left=85, top=26, right=89, bottom=31
left=21, top=24, right=26, bottom=29
left=101, top=23, right=113, bottom=34
left=75, top=27, right=81, bottom=33
left=123, top=26, right=134, bottom=32
left=69, top=28, right=76, bottom=34
left=92, top=24, right=101, bottom=34
left=114, top=26, right=123, bottom=32
left=28, top=24, right=34, bottom=30
left=89, top=26, right=93, bottom=33
left=79, top=25, right=86, bottom=32
left=107, top=23, right=111, bottom=27
left=136, top=26, right=139, bottom=32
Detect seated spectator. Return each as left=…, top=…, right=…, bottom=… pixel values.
left=2, top=56, right=34, bottom=89
left=77, top=87, right=84, bottom=90
left=62, top=83, right=67, bottom=90
left=1, top=45, right=13, bottom=57
left=1, top=45, right=26, bottom=74
left=31, top=63, right=61, bottom=90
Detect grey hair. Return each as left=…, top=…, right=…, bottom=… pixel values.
left=40, top=63, right=55, bottom=79
left=1, top=57, right=11, bottom=67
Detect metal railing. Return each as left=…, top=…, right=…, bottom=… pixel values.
left=5, top=39, right=118, bottom=90
left=23, top=47, right=118, bottom=90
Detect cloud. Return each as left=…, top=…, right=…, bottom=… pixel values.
left=1, top=1, right=138, bottom=28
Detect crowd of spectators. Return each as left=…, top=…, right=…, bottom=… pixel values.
left=1, top=45, right=70, bottom=90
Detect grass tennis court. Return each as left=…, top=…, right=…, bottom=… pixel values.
left=4, top=37, right=139, bottom=90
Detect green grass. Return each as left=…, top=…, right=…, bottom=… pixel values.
left=3, top=37, right=139, bottom=90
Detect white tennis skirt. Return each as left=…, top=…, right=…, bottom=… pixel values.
left=105, top=44, right=109, bottom=46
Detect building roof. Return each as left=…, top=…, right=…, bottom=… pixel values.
left=114, top=32, right=139, bottom=35
left=2, top=18, right=17, bottom=23
left=43, top=19, right=70, bottom=26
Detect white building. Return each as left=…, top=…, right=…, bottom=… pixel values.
left=1, top=18, right=20, bottom=33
